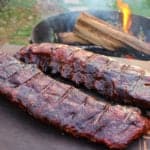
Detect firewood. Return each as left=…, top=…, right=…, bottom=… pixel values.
left=57, top=32, right=89, bottom=45
left=74, top=12, right=150, bottom=54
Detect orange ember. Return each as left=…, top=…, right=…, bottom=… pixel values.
left=117, top=0, right=132, bottom=33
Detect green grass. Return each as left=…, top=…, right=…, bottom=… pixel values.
left=0, top=0, right=40, bottom=45
left=8, top=0, right=36, bottom=8
left=0, top=0, right=149, bottom=45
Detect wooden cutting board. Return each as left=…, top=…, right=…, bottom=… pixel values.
left=0, top=44, right=149, bottom=150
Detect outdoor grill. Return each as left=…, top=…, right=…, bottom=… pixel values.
left=31, top=10, right=150, bottom=60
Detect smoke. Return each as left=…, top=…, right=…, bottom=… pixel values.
left=80, top=0, right=114, bottom=10
left=37, top=0, right=150, bottom=18
left=36, top=0, right=116, bottom=18
left=64, top=0, right=115, bottom=11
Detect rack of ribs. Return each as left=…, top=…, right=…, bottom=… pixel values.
left=16, top=43, right=150, bottom=110
left=0, top=52, right=149, bottom=149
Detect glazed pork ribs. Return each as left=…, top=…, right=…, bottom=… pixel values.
left=16, top=43, right=150, bottom=110
left=0, top=52, right=149, bottom=149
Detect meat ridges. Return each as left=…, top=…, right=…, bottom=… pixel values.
left=0, top=53, right=149, bottom=149
left=16, top=43, right=150, bottom=110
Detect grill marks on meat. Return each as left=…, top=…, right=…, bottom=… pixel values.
left=16, top=43, right=150, bottom=109
left=0, top=53, right=149, bottom=149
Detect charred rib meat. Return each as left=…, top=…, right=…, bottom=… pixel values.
left=0, top=52, right=149, bottom=149
left=16, top=43, right=150, bottom=110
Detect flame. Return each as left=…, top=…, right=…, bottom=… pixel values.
left=117, top=0, right=132, bottom=33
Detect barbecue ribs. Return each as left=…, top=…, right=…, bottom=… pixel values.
left=0, top=52, right=149, bottom=149
left=16, top=43, right=150, bottom=110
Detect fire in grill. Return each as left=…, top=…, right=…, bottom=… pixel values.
left=31, top=10, right=150, bottom=60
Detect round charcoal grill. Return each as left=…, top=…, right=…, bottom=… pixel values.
left=31, top=10, right=150, bottom=60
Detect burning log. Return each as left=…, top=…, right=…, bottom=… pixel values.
left=74, top=12, right=150, bottom=55
left=58, top=32, right=89, bottom=45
